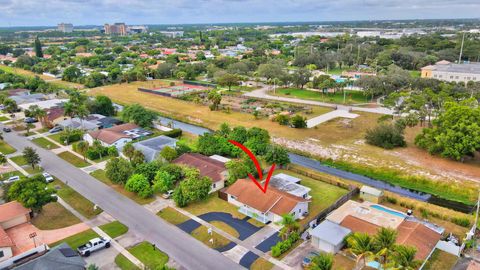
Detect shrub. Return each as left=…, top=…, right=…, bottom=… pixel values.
left=365, top=123, right=406, bottom=149
left=164, top=128, right=182, bottom=138
left=125, top=174, right=153, bottom=198
left=270, top=232, right=300, bottom=257
left=107, top=146, right=118, bottom=157
left=451, top=217, right=470, bottom=227
left=291, top=115, right=307, bottom=128
left=59, top=129, right=84, bottom=144
left=385, top=196, right=398, bottom=204
left=275, top=114, right=290, bottom=125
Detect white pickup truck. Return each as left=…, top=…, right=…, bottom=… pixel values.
left=77, top=237, right=111, bottom=256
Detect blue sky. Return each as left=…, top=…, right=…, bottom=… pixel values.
left=0, top=0, right=479, bottom=27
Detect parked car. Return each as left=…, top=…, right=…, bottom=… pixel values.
left=77, top=237, right=111, bottom=257
left=2, top=175, right=20, bottom=185
left=24, top=117, right=38, bottom=124
left=49, top=126, right=63, bottom=133
left=42, top=172, right=54, bottom=183
left=3, top=127, right=11, bottom=132
left=302, top=251, right=320, bottom=268
left=162, top=190, right=174, bottom=199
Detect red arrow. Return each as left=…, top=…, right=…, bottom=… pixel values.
left=228, top=140, right=276, bottom=193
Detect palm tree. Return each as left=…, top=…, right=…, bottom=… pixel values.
left=76, top=141, right=89, bottom=161
left=373, top=227, right=397, bottom=266
left=346, top=232, right=374, bottom=268
left=92, top=140, right=103, bottom=160
left=311, top=253, right=334, bottom=270
left=279, top=214, right=299, bottom=240
left=123, top=143, right=135, bottom=162
left=390, top=245, right=421, bottom=270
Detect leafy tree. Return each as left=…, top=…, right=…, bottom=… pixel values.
left=415, top=101, right=480, bottom=161
left=257, top=63, right=285, bottom=81
left=34, top=37, right=43, bottom=58
left=134, top=161, right=162, bottom=183
left=76, top=141, right=89, bottom=161
left=216, top=73, right=240, bottom=91
left=207, top=91, right=222, bottom=111
left=276, top=114, right=290, bottom=126
left=244, top=127, right=270, bottom=155
left=228, top=126, right=248, bottom=144
left=4, top=98, right=18, bottom=114
left=152, top=171, right=176, bottom=193
left=22, top=147, right=40, bottom=169
left=264, top=145, right=290, bottom=166
left=7, top=175, right=56, bottom=212
left=63, top=66, right=82, bottom=82
left=311, top=253, right=334, bottom=270
left=347, top=233, right=374, bottom=268
left=291, top=115, right=307, bottom=128
left=122, top=143, right=135, bottom=162
left=125, top=174, right=153, bottom=198
left=25, top=123, right=35, bottom=135
left=90, top=95, right=115, bottom=116
left=105, top=158, right=133, bottom=184
left=131, top=150, right=145, bottom=167
left=366, top=123, right=406, bottom=149
left=173, top=168, right=211, bottom=207
left=156, top=63, right=176, bottom=79
left=225, top=156, right=256, bottom=185
left=85, top=72, right=107, bottom=88
left=160, top=146, right=177, bottom=162
left=122, top=104, right=156, bottom=127
left=291, top=68, right=311, bottom=89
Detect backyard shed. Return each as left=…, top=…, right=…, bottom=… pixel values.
left=310, top=220, right=351, bottom=253
left=359, top=186, right=384, bottom=203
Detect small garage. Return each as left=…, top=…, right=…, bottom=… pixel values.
left=359, top=186, right=384, bottom=203
left=0, top=201, right=31, bottom=230
left=310, top=220, right=351, bottom=253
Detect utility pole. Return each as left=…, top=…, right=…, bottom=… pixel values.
left=458, top=32, right=466, bottom=64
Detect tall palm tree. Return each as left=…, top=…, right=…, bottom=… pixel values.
left=279, top=214, right=299, bottom=240
left=76, top=141, right=89, bottom=161
left=390, top=245, right=421, bottom=270
left=346, top=232, right=374, bottom=268
left=373, top=227, right=397, bottom=266
left=311, top=253, right=334, bottom=270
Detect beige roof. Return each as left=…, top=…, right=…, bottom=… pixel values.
left=225, top=179, right=308, bottom=216
left=0, top=201, right=30, bottom=223
left=327, top=200, right=404, bottom=229
left=88, top=123, right=138, bottom=144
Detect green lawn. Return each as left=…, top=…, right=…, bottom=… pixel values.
left=31, top=202, right=81, bottom=230
left=90, top=170, right=155, bottom=205
left=32, top=137, right=60, bottom=149
left=157, top=207, right=190, bottom=225
left=9, top=155, right=43, bottom=174
left=99, top=221, right=129, bottom=239
left=57, top=151, right=91, bottom=168
left=124, top=241, right=169, bottom=270
left=0, top=170, right=23, bottom=180
left=10, top=155, right=28, bottom=166
left=50, top=179, right=102, bottom=219
left=0, top=116, right=9, bottom=121
left=326, top=67, right=348, bottom=75
left=50, top=229, right=99, bottom=250
left=115, top=254, right=140, bottom=270
left=47, top=133, right=70, bottom=145
left=0, top=141, right=16, bottom=154
left=273, top=88, right=369, bottom=104
left=423, top=249, right=458, bottom=270
left=191, top=225, right=231, bottom=249
left=275, top=169, right=350, bottom=226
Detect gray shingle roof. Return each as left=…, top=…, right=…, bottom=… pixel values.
left=133, top=135, right=177, bottom=162
left=12, top=243, right=86, bottom=270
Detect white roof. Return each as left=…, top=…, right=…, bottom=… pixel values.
left=360, top=186, right=384, bottom=197
left=271, top=173, right=301, bottom=183
left=209, top=155, right=231, bottom=163
left=310, top=220, right=351, bottom=245
left=18, top=99, right=68, bottom=110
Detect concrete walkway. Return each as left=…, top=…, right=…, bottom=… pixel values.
left=244, top=85, right=393, bottom=115
left=306, top=110, right=359, bottom=128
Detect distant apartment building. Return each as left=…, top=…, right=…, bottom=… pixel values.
left=159, top=31, right=184, bottom=38
left=104, top=23, right=127, bottom=36
left=57, top=23, right=73, bottom=33
left=421, top=60, right=480, bottom=83
left=128, top=25, right=148, bottom=34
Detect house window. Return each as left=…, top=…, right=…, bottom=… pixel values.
left=212, top=183, right=216, bottom=188
left=0, top=250, right=4, bottom=258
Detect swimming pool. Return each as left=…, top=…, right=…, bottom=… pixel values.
left=370, top=205, right=406, bottom=218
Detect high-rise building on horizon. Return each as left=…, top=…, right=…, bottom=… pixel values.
left=104, top=23, right=127, bottom=36
left=57, top=23, right=73, bottom=33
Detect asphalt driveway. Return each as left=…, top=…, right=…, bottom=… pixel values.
left=198, top=212, right=261, bottom=240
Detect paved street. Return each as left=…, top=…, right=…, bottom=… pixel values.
left=2, top=129, right=243, bottom=270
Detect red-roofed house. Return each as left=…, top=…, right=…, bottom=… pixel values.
left=0, top=201, right=31, bottom=263
left=225, top=179, right=309, bottom=223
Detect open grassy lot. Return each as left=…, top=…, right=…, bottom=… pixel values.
left=273, top=88, right=369, bottom=104
left=50, top=229, right=99, bottom=249
left=32, top=137, right=60, bottom=149
left=274, top=169, right=350, bottom=226
left=191, top=225, right=231, bottom=249
left=250, top=257, right=274, bottom=270
left=118, top=241, right=169, bottom=270
left=90, top=170, right=155, bottom=205
left=0, top=141, right=16, bottom=154
left=157, top=207, right=190, bottom=225
left=57, top=151, right=91, bottom=168
left=423, top=249, right=458, bottom=270
left=31, top=202, right=82, bottom=230
left=50, top=179, right=102, bottom=219
left=99, top=221, right=129, bottom=239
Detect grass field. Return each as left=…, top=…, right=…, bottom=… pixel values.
left=423, top=249, right=458, bottom=270
left=99, top=221, right=129, bottom=239
left=57, top=151, right=91, bottom=168
left=274, top=169, right=350, bottom=226
left=0, top=141, right=16, bottom=154
left=273, top=88, right=369, bottom=104
left=157, top=207, right=190, bottom=225
left=90, top=170, right=155, bottom=205
left=119, top=241, right=169, bottom=270
left=115, top=254, right=140, bottom=270
left=50, top=179, right=102, bottom=219
left=50, top=229, right=99, bottom=249
left=31, top=202, right=81, bottom=230
left=32, top=137, right=60, bottom=149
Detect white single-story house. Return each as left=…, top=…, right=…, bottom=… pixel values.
left=133, top=135, right=177, bottom=162
left=83, top=123, right=140, bottom=149
left=310, top=220, right=351, bottom=253
left=225, top=179, right=310, bottom=224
